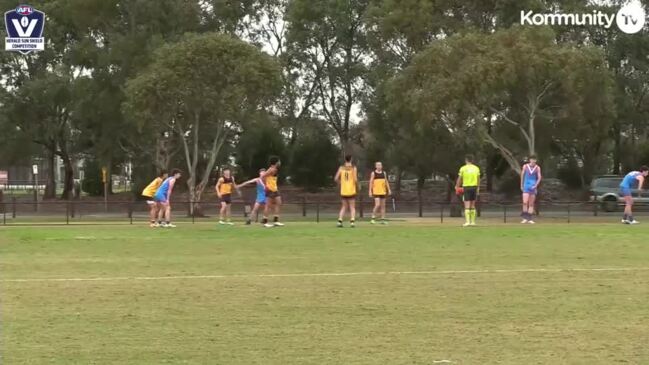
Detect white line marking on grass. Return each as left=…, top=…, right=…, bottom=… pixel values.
left=2, top=267, right=649, bottom=283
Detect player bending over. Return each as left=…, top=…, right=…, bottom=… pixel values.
left=456, top=155, right=481, bottom=227
left=619, top=166, right=649, bottom=224
left=520, top=155, right=542, bottom=224
left=260, top=156, right=284, bottom=228
left=216, top=168, right=240, bottom=225
left=335, top=154, right=359, bottom=228
left=369, top=161, right=391, bottom=225
left=141, top=170, right=168, bottom=227
left=237, top=168, right=267, bottom=225
left=154, top=168, right=182, bottom=228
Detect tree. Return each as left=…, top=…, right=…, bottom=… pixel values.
left=400, top=27, right=615, bottom=175
left=125, top=33, right=281, bottom=215
left=286, top=0, right=369, bottom=150
left=235, top=118, right=287, bottom=180
left=289, top=124, right=340, bottom=191
left=1, top=72, right=79, bottom=199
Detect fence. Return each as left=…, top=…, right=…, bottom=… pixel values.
left=0, top=197, right=636, bottom=226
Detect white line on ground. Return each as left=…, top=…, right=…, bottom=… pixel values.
left=2, top=267, right=649, bottom=283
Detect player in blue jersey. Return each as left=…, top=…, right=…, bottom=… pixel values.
left=237, top=168, right=267, bottom=225
left=619, top=166, right=649, bottom=224
left=154, top=168, right=182, bottom=228
left=520, top=155, right=542, bottom=224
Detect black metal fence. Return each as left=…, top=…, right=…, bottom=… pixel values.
left=0, top=197, right=635, bottom=226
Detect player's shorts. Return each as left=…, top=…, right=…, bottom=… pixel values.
left=620, top=187, right=632, bottom=197
left=373, top=194, right=387, bottom=199
left=256, top=195, right=267, bottom=205
left=341, top=195, right=357, bottom=200
left=266, top=191, right=280, bottom=199
left=154, top=195, right=168, bottom=204
left=220, top=194, right=232, bottom=205
left=142, top=195, right=156, bottom=205
left=463, top=187, right=478, bottom=202
left=522, top=186, right=537, bottom=195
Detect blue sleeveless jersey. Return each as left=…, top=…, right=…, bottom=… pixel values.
left=155, top=177, right=173, bottom=198
left=523, top=164, right=539, bottom=188
left=256, top=180, right=267, bottom=204
left=620, top=171, right=640, bottom=189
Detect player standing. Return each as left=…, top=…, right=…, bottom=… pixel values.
left=369, top=161, right=391, bottom=225
left=141, top=170, right=168, bottom=227
left=455, top=155, right=481, bottom=227
left=260, top=156, right=284, bottom=228
left=335, top=155, right=359, bottom=228
left=520, top=155, right=542, bottom=224
left=154, top=168, right=182, bottom=228
left=216, top=168, right=239, bottom=225
left=619, top=166, right=649, bottom=224
left=237, top=168, right=267, bottom=225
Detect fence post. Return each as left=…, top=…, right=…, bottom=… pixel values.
left=66, top=201, right=70, bottom=225
left=503, top=205, right=507, bottom=223
left=12, top=197, right=16, bottom=218
left=192, top=202, right=195, bottom=224
left=359, top=195, right=364, bottom=218
left=316, top=202, right=320, bottom=223
left=2, top=203, right=5, bottom=225
left=128, top=201, right=133, bottom=225
left=440, top=204, right=444, bottom=224
left=418, top=197, right=423, bottom=218
left=302, top=197, right=307, bottom=217
left=567, top=204, right=571, bottom=223
left=593, top=202, right=598, bottom=217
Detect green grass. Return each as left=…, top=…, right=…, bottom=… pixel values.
left=1, top=222, right=649, bottom=364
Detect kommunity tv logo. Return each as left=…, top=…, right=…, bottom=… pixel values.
left=521, top=1, right=646, bottom=34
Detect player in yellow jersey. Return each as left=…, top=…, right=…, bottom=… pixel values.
left=455, top=154, right=481, bottom=227
left=216, top=168, right=240, bottom=225
left=369, top=161, right=391, bottom=224
left=335, top=155, right=359, bottom=228
left=141, top=170, right=168, bottom=227
left=259, top=156, right=284, bottom=227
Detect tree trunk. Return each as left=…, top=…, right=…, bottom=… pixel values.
left=44, top=150, right=56, bottom=199
left=60, top=152, right=74, bottom=200
left=417, top=176, right=425, bottom=218
left=612, top=123, right=621, bottom=174
left=395, top=168, right=403, bottom=198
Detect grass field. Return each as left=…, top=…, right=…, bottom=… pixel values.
left=1, top=221, right=649, bottom=364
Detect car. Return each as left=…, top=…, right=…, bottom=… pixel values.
left=590, top=175, right=649, bottom=212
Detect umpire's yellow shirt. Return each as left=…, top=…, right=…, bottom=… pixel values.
left=459, top=164, right=480, bottom=187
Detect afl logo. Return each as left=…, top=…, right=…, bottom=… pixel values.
left=4, top=4, right=46, bottom=54
left=15, top=5, right=33, bottom=15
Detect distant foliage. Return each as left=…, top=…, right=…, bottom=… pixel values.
left=81, top=160, right=103, bottom=197
left=289, top=132, right=340, bottom=191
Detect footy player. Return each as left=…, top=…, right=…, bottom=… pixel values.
left=619, top=166, right=649, bottom=224
left=154, top=168, right=182, bottom=228
left=455, top=155, right=481, bottom=227
left=216, top=168, right=239, bottom=225
left=369, top=161, right=391, bottom=224
left=237, top=168, right=267, bottom=225
left=260, top=156, right=284, bottom=228
left=141, top=170, right=168, bottom=227
left=335, top=154, right=359, bottom=228
left=520, top=155, right=542, bottom=224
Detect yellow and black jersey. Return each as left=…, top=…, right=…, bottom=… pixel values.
left=142, top=177, right=163, bottom=198
left=339, top=165, right=357, bottom=197
left=265, top=170, right=278, bottom=193
left=218, top=177, right=234, bottom=195
left=372, top=171, right=388, bottom=196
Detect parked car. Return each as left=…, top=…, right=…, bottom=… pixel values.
left=590, top=175, right=649, bottom=212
